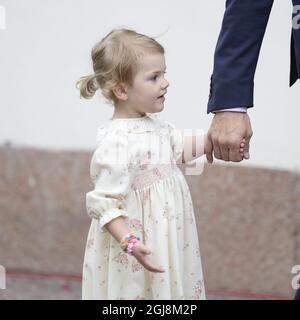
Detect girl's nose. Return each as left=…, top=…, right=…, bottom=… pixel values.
left=163, top=79, right=170, bottom=89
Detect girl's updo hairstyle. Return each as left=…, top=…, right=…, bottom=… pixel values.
left=76, top=28, right=165, bottom=105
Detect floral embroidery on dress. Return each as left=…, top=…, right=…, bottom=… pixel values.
left=141, top=188, right=150, bottom=205
left=149, top=272, right=155, bottom=285
left=195, top=246, right=201, bottom=258
left=135, top=149, right=152, bottom=171
left=162, top=202, right=168, bottom=219
left=126, top=218, right=144, bottom=236
left=91, top=172, right=102, bottom=184
left=99, top=280, right=106, bottom=287
left=143, top=228, right=150, bottom=242
left=182, top=243, right=190, bottom=251
left=117, top=295, right=146, bottom=300
left=86, top=238, right=94, bottom=250
left=191, top=279, right=204, bottom=300
left=131, top=163, right=178, bottom=190
left=132, top=260, right=143, bottom=273
left=184, top=208, right=194, bottom=224
left=112, top=251, right=129, bottom=268
left=127, top=161, right=136, bottom=172
left=82, top=115, right=206, bottom=300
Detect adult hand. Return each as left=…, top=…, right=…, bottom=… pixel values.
left=132, top=242, right=165, bottom=273
left=206, top=112, right=253, bottom=163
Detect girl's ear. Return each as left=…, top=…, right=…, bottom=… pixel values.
left=112, top=83, right=129, bottom=101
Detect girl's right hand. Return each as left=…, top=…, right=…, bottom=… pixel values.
left=131, top=242, right=165, bottom=273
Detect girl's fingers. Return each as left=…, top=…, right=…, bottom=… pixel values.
left=240, top=138, right=246, bottom=148
left=154, top=265, right=165, bottom=272
left=243, top=133, right=251, bottom=159
left=140, top=256, right=165, bottom=273
left=239, top=138, right=246, bottom=159
left=146, top=262, right=165, bottom=273
left=134, top=245, right=165, bottom=273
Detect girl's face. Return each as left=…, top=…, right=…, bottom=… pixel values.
left=126, top=53, right=169, bottom=115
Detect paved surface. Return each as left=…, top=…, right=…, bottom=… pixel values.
left=0, top=273, right=292, bottom=300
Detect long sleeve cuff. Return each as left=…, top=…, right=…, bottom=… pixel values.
left=207, top=77, right=254, bottom=114
left=98, top=208, right=129, bottom=233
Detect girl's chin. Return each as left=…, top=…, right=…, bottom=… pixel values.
left=155, top=101, right=164, bottom=109
left=146, top=101, right=165, bottom=113
left=147, top=107, right=163, bottom=115
left=157, top=105, right=164, bottom=112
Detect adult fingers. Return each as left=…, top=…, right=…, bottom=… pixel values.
left=205, top=133, right=214, bottom=164
left=212, top=139, right=222, bottom=160
left=219, top=143, right=230, bottom=161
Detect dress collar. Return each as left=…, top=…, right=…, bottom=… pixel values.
left=96, top=113, right=166, bottom=142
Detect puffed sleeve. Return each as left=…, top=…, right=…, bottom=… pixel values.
left=86, top=129, right=136, bottom=233
left=165, top=121, right=184, bottom=164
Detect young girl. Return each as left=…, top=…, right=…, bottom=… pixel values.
left=76, top=28, right=246, bottom=300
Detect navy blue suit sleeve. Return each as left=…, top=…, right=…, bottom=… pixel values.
left=207, top=0, right=274, bottom=114
left=291, top=0, right=300, bottom=86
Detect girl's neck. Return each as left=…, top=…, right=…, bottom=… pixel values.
left=112, top=104, right=146, bottom=119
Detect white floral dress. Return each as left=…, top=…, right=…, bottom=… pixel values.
left=82, top=113, right=206, bottom=300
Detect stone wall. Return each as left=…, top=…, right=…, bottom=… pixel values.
left=0, top=144, right=299, bottom=298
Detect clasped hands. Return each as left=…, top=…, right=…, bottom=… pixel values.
left=206, top=112, right=253, bottom=163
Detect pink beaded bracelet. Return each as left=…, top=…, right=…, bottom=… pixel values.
left=126, top=238, right=140, bottom=255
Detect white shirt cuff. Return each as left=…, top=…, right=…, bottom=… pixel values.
left=213, top=107, right=247, bottom=113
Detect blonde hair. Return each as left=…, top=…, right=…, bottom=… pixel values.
left=76, top=28, right=165, bottom=105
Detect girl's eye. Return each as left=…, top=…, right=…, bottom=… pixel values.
left=151, top=72, right=166, bottom=81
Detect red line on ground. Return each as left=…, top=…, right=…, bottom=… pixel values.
left=206, top=288, right=291, bottom=300
left=6, top=270, right=292, bottom=300
left=7, top=271, right=81, bottom=281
